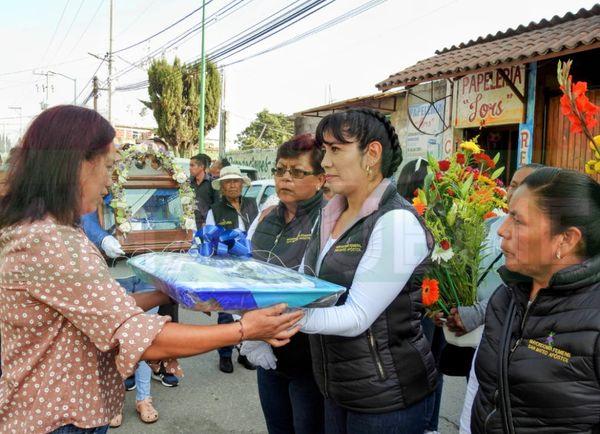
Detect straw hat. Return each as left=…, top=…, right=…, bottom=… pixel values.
left=212, top=165, right=251, bottom=190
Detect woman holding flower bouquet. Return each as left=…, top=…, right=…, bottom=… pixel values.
left=298, top=109, right=437, bottom=434
left=467, top=167, right=600, bottom=433
left=0, top=105, right=304, bottom=434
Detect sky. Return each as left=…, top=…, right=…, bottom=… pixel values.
left=0, top=0, right=597, bottom=148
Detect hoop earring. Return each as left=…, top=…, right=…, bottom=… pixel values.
left=555, top=250, right=561, bottom=260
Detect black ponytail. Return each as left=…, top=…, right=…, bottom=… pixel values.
left=315, top=108, right=402, bottom=178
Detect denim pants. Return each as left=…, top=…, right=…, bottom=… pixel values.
left=324, top=393, right=434, bottom=434
left=257, top=367, right=324, bottom=434
left=50, top=425, right=109, bottom=434
left=117, top=276, right=159, bottom=401
left=217, top=312, right=234, bottom=358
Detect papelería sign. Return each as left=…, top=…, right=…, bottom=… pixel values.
left=454, top=65, right=525, bottom=128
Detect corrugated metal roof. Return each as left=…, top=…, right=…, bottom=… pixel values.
left=376, top=4, right=600, bottom=90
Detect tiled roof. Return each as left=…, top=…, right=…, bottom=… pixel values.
left=376, top=4, right=600, bottom=90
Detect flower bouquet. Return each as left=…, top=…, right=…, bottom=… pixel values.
left=556, top=60, right=600, bottom=176
left=128, top=226, right=346, bottom=311
left=414, top=140, right=507, bottom=345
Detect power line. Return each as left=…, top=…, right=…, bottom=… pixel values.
left=76, top=58, right=106, bottom=103
left=112, top=2, right=213, bottom=55
left=41, top=0, right=72, bottom=64
left=115, top=0, right=334, bottom=91
left=67, top=0, right=106, bottom=57
left=53, top=0, right=87, bottom=60
left=222, top=0, right=386, bottom=67
left=111, top=0, right=248, bottom=82
left=0, top=56, right=89, bottom=78
left=208, top=0, right=335, bottom=63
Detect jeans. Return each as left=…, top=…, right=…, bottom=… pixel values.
left=324, top=393, right=434, bottom=434
left=422, top=317, right=445, bottom=431
left=257, top=368, right=324, bottom=434
left=217, top=312, right=234, bottom=358
left=117, top=276, right=158, bottom=401
left=50, top=425, right=109, bottom=434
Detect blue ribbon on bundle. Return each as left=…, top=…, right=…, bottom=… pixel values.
left=190, top=225, right=252, bottom=258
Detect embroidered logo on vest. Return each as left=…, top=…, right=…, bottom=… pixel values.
left=217, top=219, right=234, bottom=226
left=334, top=243, right=362, bottom=253
left=526, top=337, right=571, bottom=364
left=286, top=233, right=311, bottom=244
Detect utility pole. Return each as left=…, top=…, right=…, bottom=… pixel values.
left=34, top=71, right=52, bottom=110
left=198, top=0, right=207, bottom=153
left=108, top=0, right=114, bottom=122
left=92, top=76, right=99, bottom=111
left=218, top=68, right=226, bottom=158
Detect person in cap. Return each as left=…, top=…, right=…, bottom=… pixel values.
left=205, top=165, right=259, bottom=373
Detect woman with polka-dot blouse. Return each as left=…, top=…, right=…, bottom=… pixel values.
left=0, top=105, right=303, bottom=434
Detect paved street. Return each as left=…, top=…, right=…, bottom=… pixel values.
left=117, top=309, right=467, bottom=433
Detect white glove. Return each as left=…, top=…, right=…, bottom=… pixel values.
left=101, top=235, right=125, bottom=258
left=240, top=340, right=277, bottom=370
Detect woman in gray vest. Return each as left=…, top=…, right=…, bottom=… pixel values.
left=298, top=109, right=437, bottom=434
left=242, top=134, right=326, bottom=434
left=206, top=165, right=259, bottom=373
left=466, top=168, right=600, bottom=433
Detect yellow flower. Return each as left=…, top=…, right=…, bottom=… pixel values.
left=477, top=175, right=496, bottom=186
left=459, top=141, right=482, bottom=154
left=585, top=161, right=596, bottom=175
left=594, top=161, right=600, bottom=173
left=591, top=135, right=600, bottom=158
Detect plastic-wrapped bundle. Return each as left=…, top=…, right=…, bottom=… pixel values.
left=128, top=252, right=346, bottom=311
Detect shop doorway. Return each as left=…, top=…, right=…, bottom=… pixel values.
left=462, top=125, right=519, bottom=186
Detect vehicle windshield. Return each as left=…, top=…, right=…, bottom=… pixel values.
left=243, top=184, right=262, bottom=199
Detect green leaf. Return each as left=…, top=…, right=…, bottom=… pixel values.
left=490, top=166, right=505, bottom=180
left=460, top=174, right=473, bottom=197
left=418, top=188, right=428, bottom=206
left=423, top=172, right=434, bottom=193
left=446, top=202, right=458, bottom=226
left=493, top=152, right=501, bottom=165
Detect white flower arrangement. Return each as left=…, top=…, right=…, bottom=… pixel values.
left=110, top=142, right=196, bottom=235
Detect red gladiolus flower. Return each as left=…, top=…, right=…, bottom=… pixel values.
left=421, top=278, right=440, bottom=307
left=440, top=240, right=450, bottom=250
left=435, top=172, right=443, bottom=182
left=438, top=160, right=451, bottom=171
left=447, top=188, right=455, bottom=197
left=473, top=153, right=496, bottom=169
left=560, top=81, right=600, bottom=133
left=456, top=153, right=465, bottom=165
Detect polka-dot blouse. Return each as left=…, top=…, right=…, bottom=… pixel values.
left=0, top=217, right=181, bottom=433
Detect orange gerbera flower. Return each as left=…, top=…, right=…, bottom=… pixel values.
left=412, top=196, right=426, bottom=216
left=421, top=278, right=440, bottom=306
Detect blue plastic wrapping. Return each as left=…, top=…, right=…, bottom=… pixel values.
left=128, top=252, right=346, bottom=311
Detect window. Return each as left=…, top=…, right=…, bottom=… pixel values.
left=243, top=184, right=262, bottom=200
left=121, top=188, right=183, bottom=231
left=260, top=186, right=276, bottom=205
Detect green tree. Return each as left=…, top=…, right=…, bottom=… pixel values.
left=144, top=57, right=221, bottom=157
left=236, top=109, right=294, bottom=150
